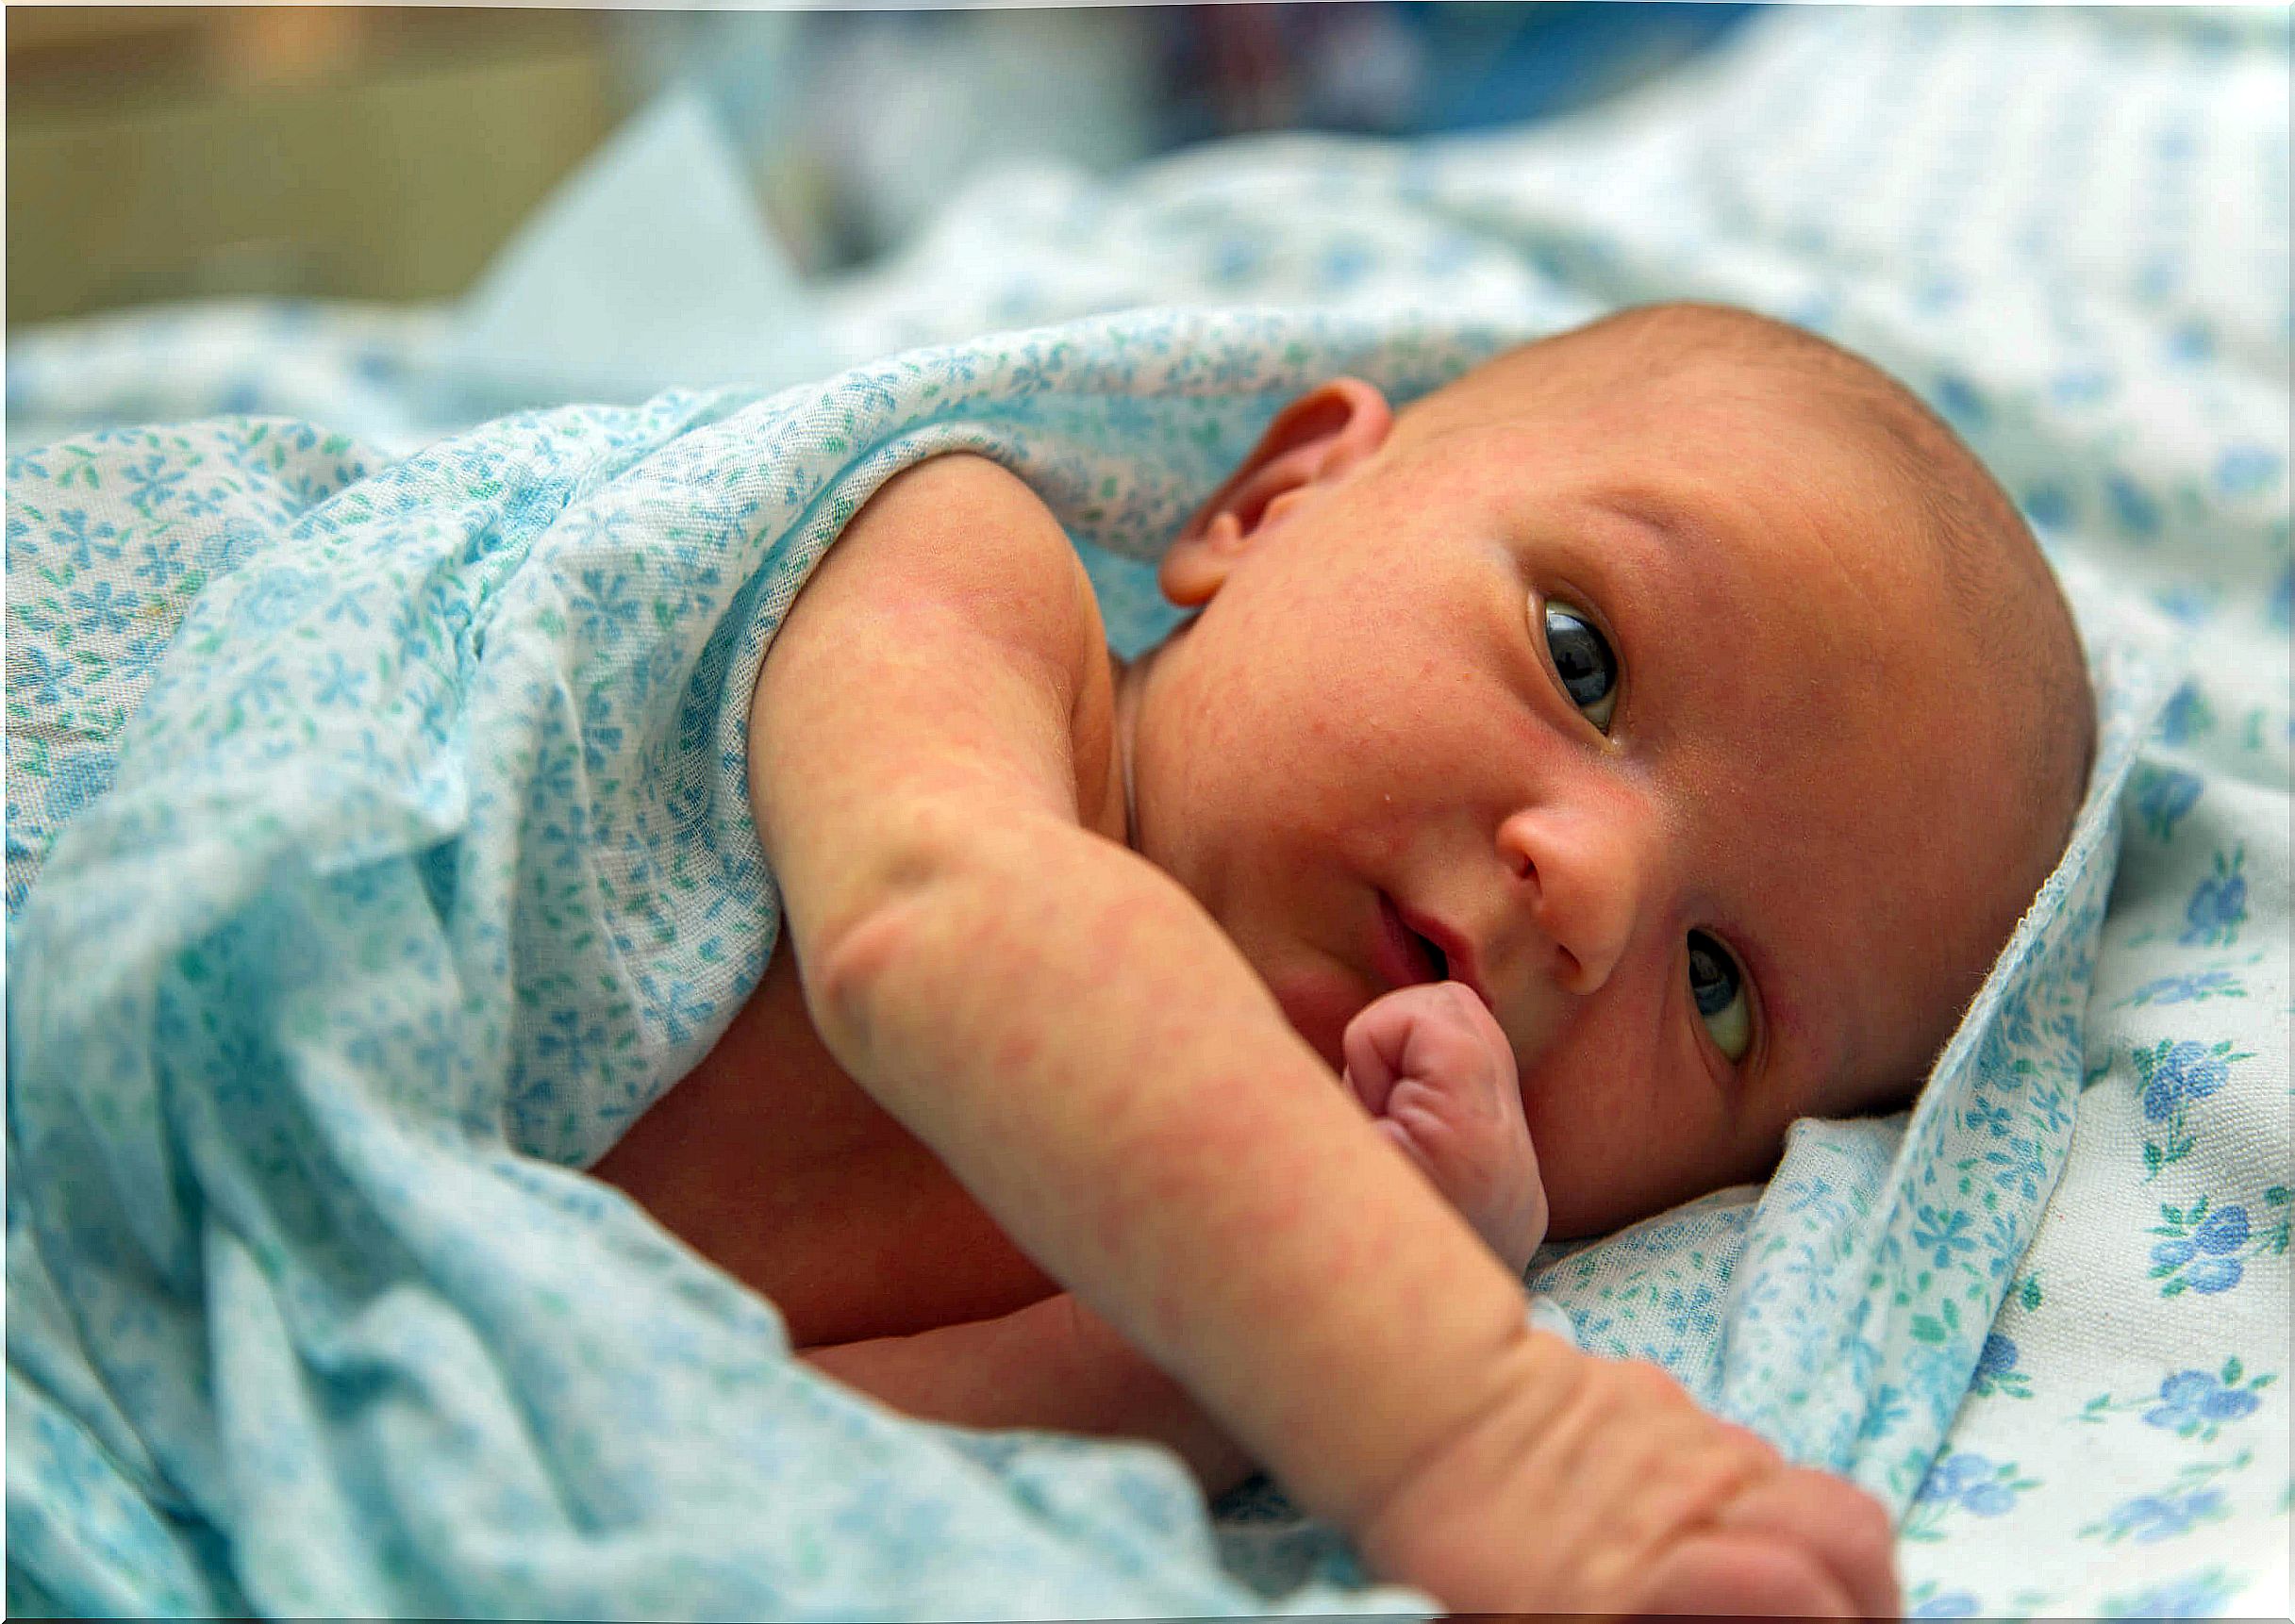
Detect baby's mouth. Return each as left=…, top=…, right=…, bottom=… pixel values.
left=1373, top=892, right=1447, bottom=989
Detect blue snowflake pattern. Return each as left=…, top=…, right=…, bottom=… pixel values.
left=1910, top=1204, right=1978, bottom=1269
left=65, top=579, right=137, bottom=636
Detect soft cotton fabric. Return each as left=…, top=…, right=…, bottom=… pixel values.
left=8, top=6, right=2287, bottom=1617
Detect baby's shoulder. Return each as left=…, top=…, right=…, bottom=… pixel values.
left=813, top=451, right=1102, bottom=681
left=751, top=451, right=1123, bottom=841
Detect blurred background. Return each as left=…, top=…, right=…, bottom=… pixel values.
left=6, top=3, right=1757, bottom=329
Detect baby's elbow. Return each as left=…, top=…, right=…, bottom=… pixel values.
left=808, top=898, right=923, bottom=1045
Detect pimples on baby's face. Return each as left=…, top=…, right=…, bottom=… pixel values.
left=1124, top=354, right=2052, bottom=1236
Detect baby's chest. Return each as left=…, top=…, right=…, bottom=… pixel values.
left=589, top=933, right=1057, bottom=1347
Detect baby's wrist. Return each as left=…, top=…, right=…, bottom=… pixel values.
left=1353, top=1321, right=1587, bottom=1561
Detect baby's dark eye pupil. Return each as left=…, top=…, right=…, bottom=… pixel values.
left=1688, top=932, right=1738, bottom=1017
left=1544, top=605, right=1615, bottom=709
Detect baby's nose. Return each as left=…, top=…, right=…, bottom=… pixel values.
left=1494, top=801, right=1647, bottom=996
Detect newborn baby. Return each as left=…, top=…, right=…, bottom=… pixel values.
left=594, top=301, right=2093, bottom=1615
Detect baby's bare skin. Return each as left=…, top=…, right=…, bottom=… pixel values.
left=1343, top=979, right=1548, bottom=1274
left=594, top=926, right=1067, bottom=1351
left=593, top=403, right=1921, bottom=1612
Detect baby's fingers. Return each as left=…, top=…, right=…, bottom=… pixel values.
left=1340, top=1011, right=1402, bottom=1118
left=1705, top=1468, right=1901, bottom=1620
left=1631, top=1529, right=1860, bottom=1618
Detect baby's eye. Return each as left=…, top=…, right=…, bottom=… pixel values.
left=1541, top=601, right=1618, bottom=733
left=1687, top=930, right=1752, bottom=1063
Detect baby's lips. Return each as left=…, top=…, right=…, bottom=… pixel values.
left=1372, top=891, right=1444, bottom=992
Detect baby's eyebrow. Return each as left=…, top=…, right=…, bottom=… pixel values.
left=1590, top=489, right=1693, bottom=552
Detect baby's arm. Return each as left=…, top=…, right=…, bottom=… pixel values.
left=752, top=453, right=1535, bottom=1525
left=807, top=983, right=1537, bottom=1500
left=754, top=453, right=1897, bottom=1614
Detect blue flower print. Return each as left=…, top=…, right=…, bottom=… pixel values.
left=2145, top=1366, right=2268, bottom=1440
left=2132, top=1037, right=2252, bottom=1177
left=1660, top=1282, right=1717, bottom=1340
left=66, top=579, right=136, bottom=637
left=1963, top=1096, right=2012, bottom=1136
left=123, top=452, right=188, bottom=516
left=177, top=481, right=227, bottom=521
left=14, top=644, right=71, bottom=708
left=1932, top=372, right=1988, bottom=428
left=133, top=537, right=189, bottom=588
left=43, top=751, right=116, bottom=825
left=2105, top=471, right=2163, bottom=539
left=2157, top=682, right=2215, bottom=744
left=2212, top=443, right=2281, bottom=499
left=2132, top=764, right=2204, bottom=840
left=1910, top=1204, right=1977, bottom=1269
left=2124, top=970, right=2245, bottom=1007
left=50, top=508, right=123, bottom=569
left=1909, top=1589, right=1982, bottom=1618
left=2148, top=1189, right=2289, bottom=1297
left=534, top=1006, right=607, bottom=1076
left=2100, top=1566, right=2240, bottom=1619
left=2179, top=847, right=2247, bottom=946
left=1904, top=1451, right=2037, bottom=1539
left=2081, top=1357, right=2275, bottom=1441
left=2091, top=1487, right=2228, bottom=1544
left=580, top=686, right=624, bottom=775
left=236, top=568, right=322, bottom=633
left=2194, top=1205, right=2249, bottom=1252
left=571, top=567, right=641, bottom=640
left=2021, top=483, right=2072, bottom=532
left=2154, top=584, right=2217, bottom=625
left=1967, top=1334, right=2032, bottom=1400
left=213, top=517, right=267, bottom=572
left=2137, top=1040, right=2235, bottom=1122
left=1926, top=1452, right=2021, bottom=1512
left=313, top=652, right=370, bottom=710
left=1854, top=1383, right=1909, bottom=1444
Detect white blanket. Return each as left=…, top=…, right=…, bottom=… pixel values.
left=8, top=7, right=2287, bottom=1616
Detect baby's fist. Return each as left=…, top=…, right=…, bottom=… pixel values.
left=1341, top=982, right=1547, bottom=1274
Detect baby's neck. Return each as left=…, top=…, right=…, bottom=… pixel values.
left=1110, top=643, right=1151, bottom=853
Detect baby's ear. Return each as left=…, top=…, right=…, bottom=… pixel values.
left=1160, top=377, right=1394, bottom=607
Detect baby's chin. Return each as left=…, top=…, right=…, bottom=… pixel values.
left=1264, top=962, right=1364, bottom=1073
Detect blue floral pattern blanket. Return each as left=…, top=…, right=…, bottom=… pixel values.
left=8, top=7, right=2287, bottom=1618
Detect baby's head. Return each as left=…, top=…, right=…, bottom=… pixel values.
left=1120, top=301, right=2094, bottom=1237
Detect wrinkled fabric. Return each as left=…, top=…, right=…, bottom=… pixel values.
left=8, top=4, right=2287, bottom=1616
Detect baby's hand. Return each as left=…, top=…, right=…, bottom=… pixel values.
left=1341, top=983, right=1547, bottom=1275
left=1359, top=1343, right=1902, bottom=1616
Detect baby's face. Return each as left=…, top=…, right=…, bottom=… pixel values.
left=1125, top=355, right=2048, bottom=1238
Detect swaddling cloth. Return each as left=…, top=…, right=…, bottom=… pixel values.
left=5, top=308, right=1504, bottom=1617
left=5, top=300, right=2156, bottom=1617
